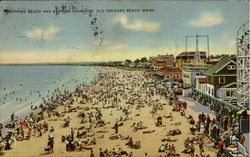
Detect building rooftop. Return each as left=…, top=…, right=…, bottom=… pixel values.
left=160, top=68, right=182, bottom=73
left=177, top=51, right=206, bottom=56
left=204, top=56, right=236, bottom=76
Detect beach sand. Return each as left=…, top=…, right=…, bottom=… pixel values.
left=2, top=67, right=218, bottom=157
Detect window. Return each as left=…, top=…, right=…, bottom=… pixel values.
left=219, top=77, right=225, bottom=84
left=227, top=65, right=236, bottom=70
left=184, top=74, right=189, bottom=78
left=226, top=91, right=234, bottom=97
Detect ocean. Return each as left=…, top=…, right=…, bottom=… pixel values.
left=0, top=65, right=99, bottom=123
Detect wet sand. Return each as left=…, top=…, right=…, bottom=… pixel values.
left=2, top=67, right=218, bottom=157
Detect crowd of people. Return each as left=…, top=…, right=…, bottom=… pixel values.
left=0, top=67, right=221, bottom=156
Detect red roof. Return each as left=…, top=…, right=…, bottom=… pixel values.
left=160, top=68, right=182, bottom=73
left=198, top=78, right=207, bottom=83
left=178, top=51, right=206, bottom=56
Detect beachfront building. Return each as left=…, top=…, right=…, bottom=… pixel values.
left=175, top=51, right=211, bottom=97
left=182, top=70, right=202, bottom=96
left=148, top=57, right=166, bottom=71
left=136, top=63, right=148, bottom=68
left=148, top=54, right=174, bottom=71
left=193, top=56, right=238, bottom=108
left=217, top=82, right=237, bottom=100
left=174, top=51, right=207, bottom=69
left=156, top=68, right=183, bottom=95
left=195, top=77, right=207, bottom=93
left=157, top=54, right=174, bottom=68
left=204, top=56, right=236, bottom=97
left=156, top=68, right=182, bottom=82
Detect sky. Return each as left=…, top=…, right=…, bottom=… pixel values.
left=0, top=1, right=249, bottom=64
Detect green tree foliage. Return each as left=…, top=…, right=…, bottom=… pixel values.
left=140, top=57, right=148, bottom=63
left=125, top=59, right=132, bottom=64
left=134, top=59, right=140, bottom=64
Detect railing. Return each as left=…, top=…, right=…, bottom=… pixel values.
left=194, top=89, right=241, bottom=111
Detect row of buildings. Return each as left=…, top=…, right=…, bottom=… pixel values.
left=107, top=51, right=238, bottom=110
left=147, top=51, right=239, bottom=110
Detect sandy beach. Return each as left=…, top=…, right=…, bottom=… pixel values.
left=1, top=67, right=218, bottom=157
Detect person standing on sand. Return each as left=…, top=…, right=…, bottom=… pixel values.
left=114, top=121, right=119, bottom=134
left=21, top=127, right=24, bottom=140
left=99, top=148, right=104, bottom=157
left=71, top=128, right=75, bottom=141
left=11, top=112, right=15, bottom=121
left=0, top=129, right=2, bottom=141
left=90, top=149, right=95, bottom=157
left=199, top=138, right=204, bottom=155
left=128, top=152, right=133, bottom=157
left=190, top=144, right=195, bottom=157
left=48, top=138, right=54, bottom=153
left=47, top=130, right=54, bottom=153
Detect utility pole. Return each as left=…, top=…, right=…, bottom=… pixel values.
left=186, top=33, right=210, bottom=64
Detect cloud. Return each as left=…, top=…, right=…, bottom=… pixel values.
left=220, top=32, right=235, bottom=41
left=187, top=11, right=223, bottom=27
left=113, top=15, right=160, bottom=32
left=23, top=26, right=61, bottom=40
left=228, top=40, right=236, bottom=47
left=109, top=44, right=127, bottom=50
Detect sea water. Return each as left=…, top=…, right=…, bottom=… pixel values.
left=0, top=65, right=99, bottom=123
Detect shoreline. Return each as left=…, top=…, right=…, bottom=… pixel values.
left=0, top=66, right=101, bottom=137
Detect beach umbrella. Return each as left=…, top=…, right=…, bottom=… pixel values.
left=20, top=121, right=28, bottom=127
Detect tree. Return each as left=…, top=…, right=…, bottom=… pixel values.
left=134, top=59, right=140, bottom=64
left=125, top=59, right=132, bottom=64
left=140, top=57, right=148, bottom=63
